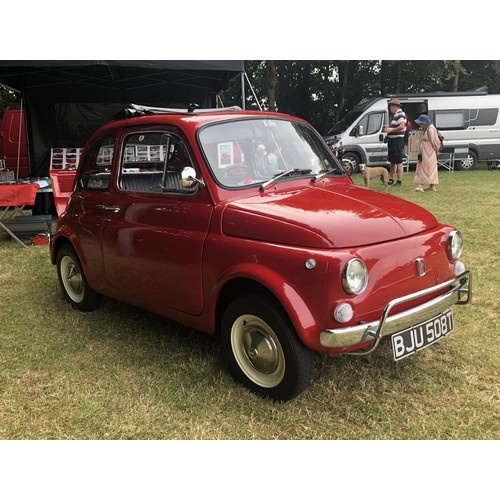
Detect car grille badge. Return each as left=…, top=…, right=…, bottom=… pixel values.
left=416, top=258, right=426, bottom=277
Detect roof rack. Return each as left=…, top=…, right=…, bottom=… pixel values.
left=385, top=90, right=489, bottom=98
left=116, top=103, right=242, bottom=119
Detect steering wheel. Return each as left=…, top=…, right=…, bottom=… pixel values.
left=223, top=164, right=253, bottom=183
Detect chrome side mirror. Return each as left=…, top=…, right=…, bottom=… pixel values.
left=181, top=166, right=205, bottom=188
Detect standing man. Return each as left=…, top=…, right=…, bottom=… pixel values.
left=384, top=98, right=407, bottom=187
left=263, top=146, right=282, bottom=175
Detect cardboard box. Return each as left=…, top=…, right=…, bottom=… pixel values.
left=408, top=130, right=424, bottom=159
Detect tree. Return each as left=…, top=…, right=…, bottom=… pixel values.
left=219, top=60, right=500, bottom=133
left=0, top=84, right=21, bottom=117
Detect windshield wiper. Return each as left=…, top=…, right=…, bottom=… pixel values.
left=259, top=169, right=312, bottom=191
left=312, top=168, right=337, bottom=182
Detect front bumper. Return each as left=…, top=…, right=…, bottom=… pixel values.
left=320, top=271, right=472, bottom=352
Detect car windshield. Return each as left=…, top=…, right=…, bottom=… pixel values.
left=198, top=118, right=344, bottom=188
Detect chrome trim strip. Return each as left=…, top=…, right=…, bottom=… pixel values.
left=320, top=271, right=472, bottom=349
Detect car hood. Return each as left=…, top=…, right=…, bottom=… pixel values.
left=222, top=183, right=438, bottom=248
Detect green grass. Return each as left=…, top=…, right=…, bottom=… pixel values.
left=0, top=166, right=498, bottom=440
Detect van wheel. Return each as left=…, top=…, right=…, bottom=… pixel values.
left=221, top=294, right=315, bottom=401
left=341, top=158, right=356, bottom=176
left=56, top=244, right=102, bottom=312
left=343, top=152, right=361, bottom=173
left=454, top=151, right=477, bottom=171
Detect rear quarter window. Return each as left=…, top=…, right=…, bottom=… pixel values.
left=78, top=136, right=114, bottom=190
left=468, top=108, right=499, bottom=127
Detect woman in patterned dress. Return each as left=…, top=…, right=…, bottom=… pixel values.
left=414, top=114, right=441, bottom=192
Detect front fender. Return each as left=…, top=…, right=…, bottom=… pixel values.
left=213, top=261, right=324, bottom=351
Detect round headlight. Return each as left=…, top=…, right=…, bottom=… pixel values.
left=342, top=258, right=368, bottom=295
left=448, top=230, right=463, bottom=259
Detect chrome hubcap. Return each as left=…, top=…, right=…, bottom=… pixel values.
left=61, top=256, right=84, bottom=302
left=231, top=314, right=285, bottom=388
left=242, top=323, right=279, bottom=374
left=66, top=263, right=83, bottom=294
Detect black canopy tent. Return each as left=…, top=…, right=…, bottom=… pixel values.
left=0, top=60, right=244, bottom=177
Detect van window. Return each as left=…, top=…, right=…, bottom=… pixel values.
left=434, top=111, right=465, bottom=130
left=78, top=136, right=114, bottom=190
left=358, top=112, right=384, bottom=135
left=468, top=108, right=498, bottom=127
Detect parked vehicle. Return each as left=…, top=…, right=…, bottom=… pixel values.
left=50, top=104, right=472, bottom=401
left=324, top=90, right=500, bottom=171
left=330, top=141, right=356, bottom=176
left=0, top=105, right=29, bottom=178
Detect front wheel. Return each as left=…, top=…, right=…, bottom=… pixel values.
left=56, top=244, right=102, bottom=312
left=221, top=294, right=315, bottom=401
left=341, top=158, right=356, bottom=176
left=343, top=152, right=361, bottom=173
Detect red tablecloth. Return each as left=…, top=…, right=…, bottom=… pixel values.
left=0, top=183, right=40, bottom=207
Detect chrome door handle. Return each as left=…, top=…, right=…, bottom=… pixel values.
left=98, top=205, right=121, bottom=213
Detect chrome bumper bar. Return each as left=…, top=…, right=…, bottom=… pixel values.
left=320, top=271, right=472, bottom=351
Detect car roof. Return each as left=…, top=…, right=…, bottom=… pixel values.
left=93, top=104, right=305, bottom=137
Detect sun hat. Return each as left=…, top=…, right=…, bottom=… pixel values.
left=415, top=114, right=432, bottom=125
left=387, top=98, right=401, bottom=106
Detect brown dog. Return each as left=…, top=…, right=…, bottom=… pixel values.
left=359, top=164, right=389, bottom=190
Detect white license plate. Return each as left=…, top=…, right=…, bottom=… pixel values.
left=391, top=310, right=454, bottom=361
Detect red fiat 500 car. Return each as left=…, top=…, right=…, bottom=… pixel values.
left=50, top=104, right=472, bottom=401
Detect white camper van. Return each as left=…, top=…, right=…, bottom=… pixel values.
left=324, top=90, right=500, bottom=171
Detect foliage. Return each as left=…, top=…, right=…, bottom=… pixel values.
left=0, top=84, right=20, bottom=116
left=223, top=60, right=500, bottom=134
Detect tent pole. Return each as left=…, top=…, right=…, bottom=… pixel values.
left=241, top=72, right=246, bottom=110
left=16, top=98, right=23, bottom=179
left=244, top=72, right=262, bottom=111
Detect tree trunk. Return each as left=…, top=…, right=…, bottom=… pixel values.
left=451, top=63, right=460, bottom=92
left=380, top=60, right=388, bottom=95
left=266, top=60, right=277, bottom=111
left=394, top=61, right=402, bottom=93
left=335, top=61, right=350, bottom=123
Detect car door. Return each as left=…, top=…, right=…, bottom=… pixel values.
left=100, top=129, right=214, bottom=316
left=69, top=135, right=115, bottom=291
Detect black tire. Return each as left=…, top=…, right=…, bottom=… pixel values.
left=341, top=159, right=355, bottom=176
left=454, top=150, right=477, bottom=171
left=56, top=244, right=102, bottom=312
left=343, top=152, right=361, bottom=173
left=221, top=294, right=315, bottom=401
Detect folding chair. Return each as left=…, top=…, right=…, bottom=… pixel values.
left=437, top=146, right=455, bottom=172
left=449, top=145, right=470, bottom=172
left=487, top=159, right=500, bottom=171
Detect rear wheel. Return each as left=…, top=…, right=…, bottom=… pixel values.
left=56, top=244, right=102, bottom=312
left=454, top=150, right=477, bottom=171
left=221, top=294, right=315, bottom=401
